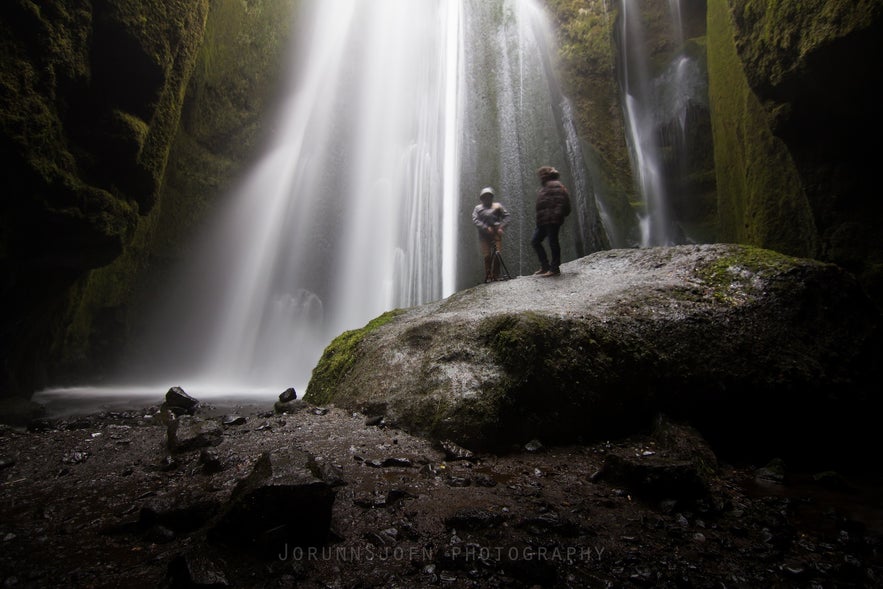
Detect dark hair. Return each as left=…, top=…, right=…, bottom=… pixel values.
left=537, top=166, right=559, bottom=182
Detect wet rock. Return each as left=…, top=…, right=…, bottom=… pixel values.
left=516, top=513, right=583, bottom=537
left=353, top=489, right=413, bottom=509
left=378, top=457, right=414, bottom=468
left=364, top=415, right=384, bottom=427
left=440, top=440, right=475, bottom=461
left=138, top=499, right=221, bottom=535
left=167, top=551, right=229, bottom=587
left=167, top=417, right=223, bottom=454
left=220, top=414, right=246, bottom=426
left=524, top=439, right=544, bottom=452
left=162, top=386, right=200, bottom=416
left=279, top=387, right=297, bottom=403
left=812, top=470, right=852, bottom=491
left=755, top=458, right=786, bottom=484
left=61, top=450, right=89, bottom=465
left=596, top=452, right=708, bottom=502
left=274, top=399, right=306, bottom=415
left=316, top=462, right=346, bottom=487
left=305, top=244, right=881, bottom=458
left=444, top=508, right=508, bottom=530
left=199, top=448, right=225, bottom=474
left=209, top=448, right=335, bottom=555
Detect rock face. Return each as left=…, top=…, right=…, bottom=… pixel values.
left=708, top=0, right=883, bottom=301
left=305, top=245, right=880, bottom=457
left=0, top=0, right=296, bottom=400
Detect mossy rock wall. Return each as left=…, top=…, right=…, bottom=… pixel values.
left=0, top=0, right=211, bottom=396
left=59, top=0, right=298, bottom=382
left=706, top=0, right=819, bottom=258
left=707, top=0, right=883, bottom=303
left=0, top=0, right=299, bottom=395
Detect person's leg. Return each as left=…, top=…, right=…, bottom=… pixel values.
left=491, top=233, right=503, bottom=280
left=480, top=238, right=493, bottom=282
left=548, top=223, right=561, bottom=274
left=531, top=226, right=549, bottom=273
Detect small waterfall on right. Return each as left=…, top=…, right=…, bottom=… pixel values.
left=616, top=0, right=713, bottom=247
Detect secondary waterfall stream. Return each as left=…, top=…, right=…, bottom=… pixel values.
left=35, top=0, right=610, bottom=412
left=617, top=0, right=707, bottom=246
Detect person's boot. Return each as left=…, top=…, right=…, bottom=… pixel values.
left=533, top=268, right=549, bottom=276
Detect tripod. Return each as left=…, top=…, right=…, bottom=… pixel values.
left=491, top=241, right=512, bottom=281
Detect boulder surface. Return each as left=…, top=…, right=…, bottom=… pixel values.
left=306, top=245, right=880, bottom=457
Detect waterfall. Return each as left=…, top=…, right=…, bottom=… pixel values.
left=36, top=0, right=610, bottom=409
left=618, top=0, right=705, bottom=247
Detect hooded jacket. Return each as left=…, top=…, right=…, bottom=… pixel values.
left=535, top=179, right=571, bottom=226
left=472, top=201, right=511, bottom=237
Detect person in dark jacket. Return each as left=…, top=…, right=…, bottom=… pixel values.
left=472, top=186, right=511, bottom=282
left=531, top=166, right=571, bottom=277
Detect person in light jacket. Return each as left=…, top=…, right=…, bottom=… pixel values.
left=472, top=186, right=511, bottom=282
left=531, top=166, right=571, bottom=277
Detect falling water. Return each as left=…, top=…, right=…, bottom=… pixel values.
left=618, top=0, right=702, bottom=247
left=88, top=0, right=600, bottom=401
left=32, top=0, right=609, bottom=413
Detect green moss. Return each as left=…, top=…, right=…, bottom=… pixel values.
left=705, top=0, right=818, bottom=258
left=694, top=245, right=815, bottom=304
left=304, top=310, right=405, bottom=406
left=479, top=312, right=556, bottom=373
left=542, top=0, right=635, bottom=225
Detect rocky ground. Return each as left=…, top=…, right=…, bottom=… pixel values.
left=0, top=391, right=881, bottom=589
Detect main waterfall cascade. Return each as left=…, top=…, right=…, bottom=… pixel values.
left=617, top=0, right=708, bottom=247
left=86, top=0, right=611, bottom=399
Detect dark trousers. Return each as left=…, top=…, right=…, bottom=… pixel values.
left=531, top=223, right=561, bottom=272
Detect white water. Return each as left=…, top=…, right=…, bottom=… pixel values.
left=619, top=0, right=700, bottom=247
left=35, top=0, right=607, bottom=412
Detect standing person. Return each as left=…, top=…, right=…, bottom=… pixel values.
left=472, top=186, right=511, bottom=283
left=531, top=166, right=571, bottom=277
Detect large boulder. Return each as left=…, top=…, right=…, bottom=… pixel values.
left=305, top=245, right=880, bottom=459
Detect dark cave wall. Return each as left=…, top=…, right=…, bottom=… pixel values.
left=707, top=0, right=883, bottom=301
left=0, top=0, right=297, bottom=399
left=0, top=0, right=211, bottom=398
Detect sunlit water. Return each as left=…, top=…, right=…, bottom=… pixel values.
left=35, top=0, right=611, bottom=415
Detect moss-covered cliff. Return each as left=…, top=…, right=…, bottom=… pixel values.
left=0, top=0, right=211, bottom=397
left=706, top=0, right=819, bottom=256
left=707, top=0, right=883, bottom=301
left=0, top=0, right=298, bottom=398
left=59, top=0, right=298, bottom=381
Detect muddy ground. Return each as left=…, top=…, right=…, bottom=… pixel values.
left=0, top=398, right=881, bottom=588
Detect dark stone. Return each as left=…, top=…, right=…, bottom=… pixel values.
left=596, top=452, right=709, bottom=502
left=444, top=508, right=508, bottom=530
left=167, top=417, right=223, bottom=454
left=209, top=448, right=335, bottom=556
left=167, top=551, right=229, bottom=588
left=279, top=387, right=297, bottom=403
left=273, top=399, right=305, bottom=415
left=163, top=387, right=200, bottom=415
left=440, top=440, right=475, bottom=461
left=138, top=499, right=221, bottom=534
left=220, top=414, right=246, bottom=426
left=199, top=448, right=225, bottom=474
